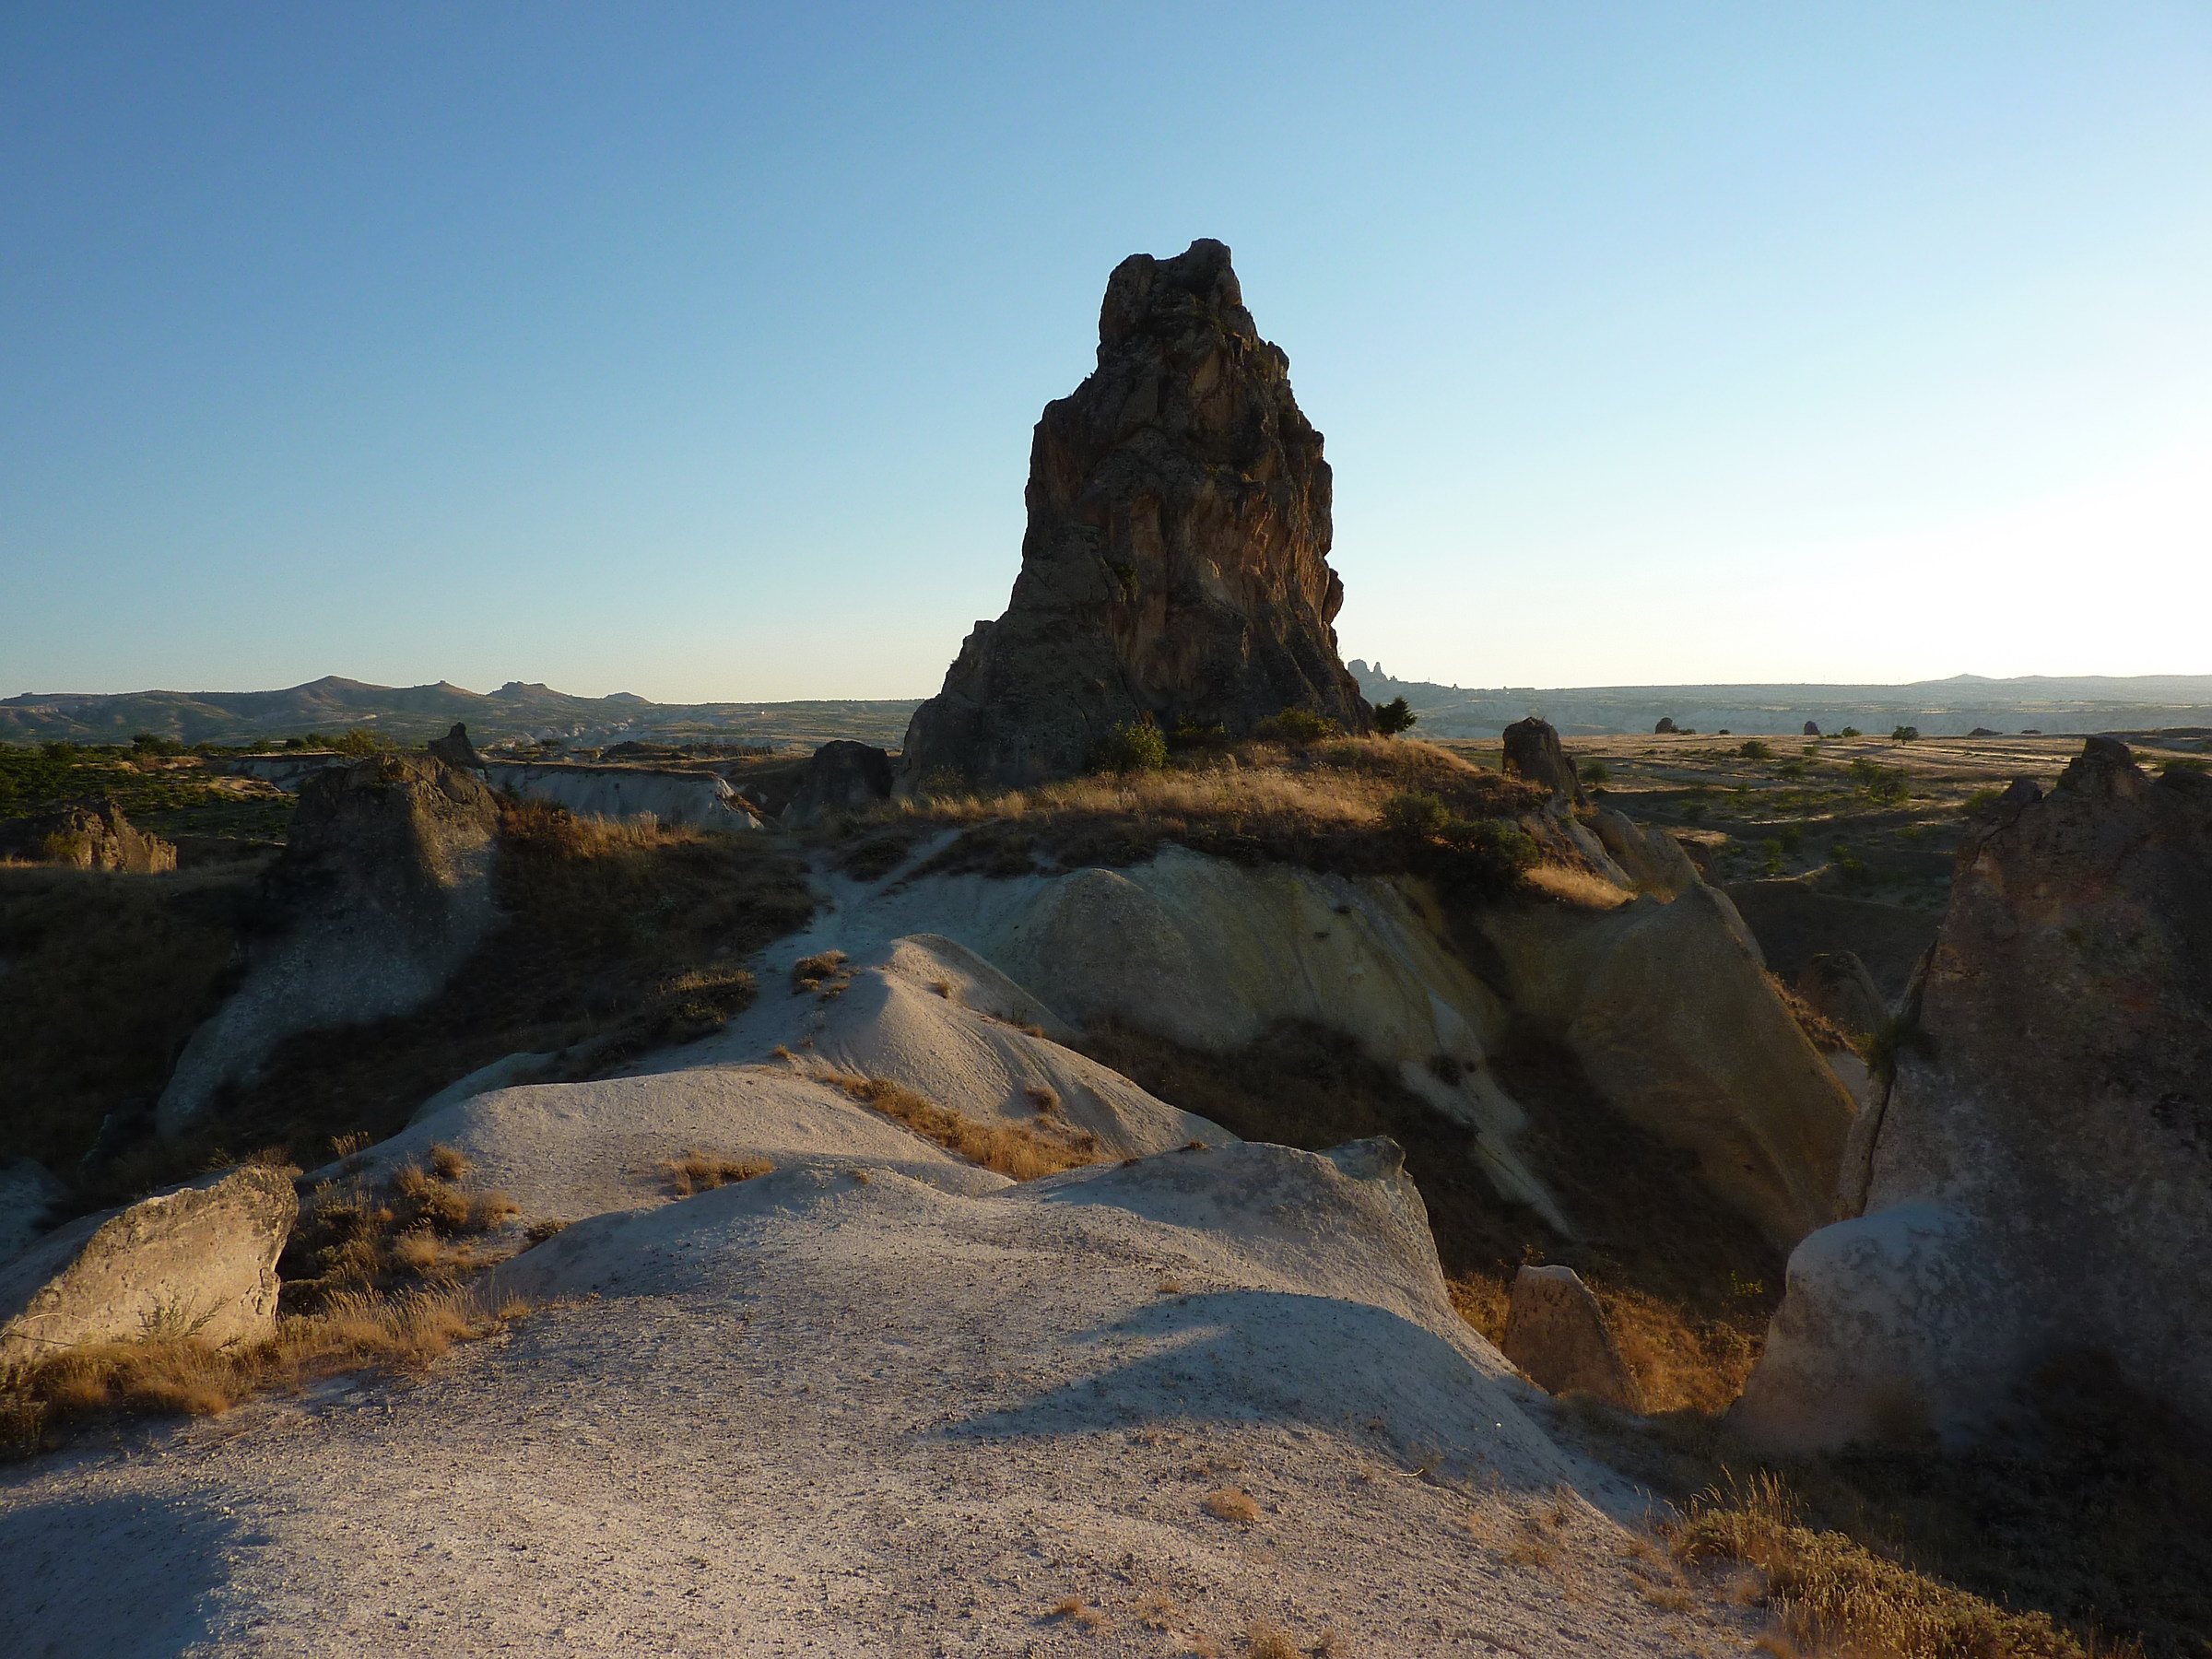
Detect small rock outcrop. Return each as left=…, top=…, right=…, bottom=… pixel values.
left=0, top=1165, right=296, bottom=1364
left=782, top=741, right=894, bottom=828
left=156, top=753, right=502, bottom=1135
left=899, top=239, right=1369, bottom=787
left=1653, top=717, right=1677, bottom=735
left=1501, top=717, right=1584, bottom=806
left=1501, top=1264, right=1643, bottom=1409
left=1591, top=810, right=1701, bottom=899
left=1803, top=721, right=1821, bottom=736
left=0, top=799, right=176, bottom=873
left=1735, top=739, right=2212, bottom=1450
left=427, top=722, right=484, bottom=771
left=1795, top=951, right=1886, bottom=1040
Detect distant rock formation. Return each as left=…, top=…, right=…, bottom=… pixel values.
left=1735, top=738, right=2212, bottom=1450
left=1803, top=721, right=1821, bottom=736
left=1501, top=717, right=1584, bottom=806
left=1653, top=718, right=1677, bottom=735
left=900, top=239, right=1369, bottom=787
left=428, top=722, right=484, bottom=771
left=156, top=753, right=502, bottom=1135
left=0, top=799, right=175, bottom=874
left=782, top=741, right=894, bottom=828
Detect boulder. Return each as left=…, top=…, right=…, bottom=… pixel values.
left=427, top=722, right=484, bottom=771
left=782, top=740, right=894, bottom=828
left=1795, top=951, right=1885, bottom=1039
left=0, top=1159, right=69, bottom=1269
left=1501, top=718, right=1584, bottom=806
left=0, top=1165, right=296, bottom=1365
left=1478, top=884, right=1857, bottom=1251
left=1501, top=1264, right=1643, bottom=1410
left=1592, top=809, right=1701, bottom=898
left=899, top=239, right=1369, bottom=787
left=0, top=799, right=176, bottom=874
left=1735, top=739, right=2212, bottom=1450
left=1653, top=718, right=1677, bottom=735
left=1803, top=721, right=1821, bottom=736
left=156, top=753, right=502, bottom=1135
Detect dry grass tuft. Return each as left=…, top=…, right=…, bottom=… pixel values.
left=283, top=1154, right=521, bottom=1306
left=791, top=949, right=848, bottom=993
left=1668, top=1473, right=2095, bottom=1659
left=663, top=1148, right=772, bottom=1197
left=817, top=1071, right=1101, bottom=1182
left=0, top=1284, right=526, bottom=1459
left=1244, top=1618, right=1301, bottom=1659
left=1023, top=1082, right=1062, bottom=1115
left=1045, top=1596, right=1108, bottom=1631
left=1204, top=1488, right=1262, bottom=1524
left=1524, top=863, right=1630, bottom=909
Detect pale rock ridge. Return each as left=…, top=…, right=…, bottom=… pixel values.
left=1735, top=738, right=2212, bottom=1451
left=156, top=752, right=502, bottom=1135
left=0, top=1165, right=295, bottom=1364
left=0, top=798, right=176, bottom=873
left=900, top=238, right=1370, bottom=786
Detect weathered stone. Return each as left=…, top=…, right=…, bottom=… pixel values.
left=1795, top=951, right=1885, bottom=1040
left=156, top=753, right=502, bottom=1135
left=1501, top=1265, right=1643, bottom=1409
left=1478, top=884, right=1857, bottom=1252
left=1653, top=718, right=1677, bottom=735
left=1501, top=718, right=1584, bottom=806
left=1735, top=738, right=2212, bottom=1450
left=0, top=799, right=176, bottom=874
left=782, top=741, right=895, bottom=828
left=427, top=722, right=484, bottom=771
left=0, top=1165, right=297, bottom=1365
left=1803, top=721, right=1821, bottom=736
left=900, top=239, right=1368, bottom=787
left=0, top=1159, right=69, bottom=1269
left=1591, top=810, right=1701, bottom=899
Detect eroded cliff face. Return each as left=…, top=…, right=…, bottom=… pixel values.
left=1736, top=739, right=2212, bottom=1450
left=900, top=239, right=1370, bottom=786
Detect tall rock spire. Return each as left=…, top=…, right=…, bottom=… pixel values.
left=900, top=239, right=1371, bottom=786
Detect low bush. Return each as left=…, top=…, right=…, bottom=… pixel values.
left=1256, top=707, right=1341, bottom=745
left=663, top=1148, right=772, bottom=1196
left=1739, top=740, right=1772, bottom=760
left=1372, top=696, right=1418, bottom=736
left=1092, top=715, right=1169, bottom=773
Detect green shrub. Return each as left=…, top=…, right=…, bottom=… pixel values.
left=1760, top=838, right=1785, bottom=877
left=1777, top=759, right=1808, bottom=781
left=2159, top=756, right=2210, bottom=776
left=1168, top=716, right=1229, bottom=751
left=1093, top=715, right=1168, bottom=774
left=1890, top=724, right=1920, bottom=744
left=1372, top=697, right=1418, bottom=737
left=39, top=741, right=78, bottom=761
left=1264, top=707, right=1342, bottom=745
left=1839, top=725, right=1862, bottom=738
left=331, top=729, right=389, bottom=759
left=1738, top=740, right=1771, bottom=760
left=1579, top=759, right=1609, bottom=787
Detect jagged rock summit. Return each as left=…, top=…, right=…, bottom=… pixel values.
left=900, top=238, right=1370, bottom=786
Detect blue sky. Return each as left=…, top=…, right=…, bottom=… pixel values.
left=4, top=3, right=2207, bottom=700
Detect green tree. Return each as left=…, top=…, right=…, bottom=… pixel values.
left=1094, top=714, right=1167, bottom=773
left=1372, top=696, right=1418, bottom=736
left=1890, top=724, right=1920, bottom=744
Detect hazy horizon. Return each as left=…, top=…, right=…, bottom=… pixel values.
left=5, top=5, right=2206, bottom=700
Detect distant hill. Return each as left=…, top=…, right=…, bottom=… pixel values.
left=0, top=677, right=923, bottom=749
left=1347, top=662, right=2212, bottom=739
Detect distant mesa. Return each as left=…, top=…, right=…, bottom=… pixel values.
left=900, top=238, right=1370, bottom=788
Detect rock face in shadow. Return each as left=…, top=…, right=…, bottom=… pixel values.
left=900, top=239, right=1369, bottom=787
left=0, top=1165, right=296, bottom=1364
left=1477, top=885, right=1857, bottom=1252
left=156, top=752, right=502, bottom=1135
left=1795, top=951, right=1885, bottom=1041
left=1502, top=718, right=1584, bottom=806
left=1735, top=740, right=2212, bottom=1451
left=782, top=741, right=894, bottom=828
left=1502, top=1265, right=1643, bottom=1410
left=0, top=799, right=176, bottom=873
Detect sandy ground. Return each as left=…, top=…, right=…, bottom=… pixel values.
left=1, top=1147, right=1750, bottom=1658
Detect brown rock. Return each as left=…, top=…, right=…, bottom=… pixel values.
left=1795, top=951, right=1885, bottom=1040
left=782, top=741, right=894, bottom=828
left=427, top=722, right=483, bottom=771
left=1653, top=718, right=1677, bottom=735
left=900, top=239, right=1369, bottom=787
left=0, top=1165, right=297, bottom=1365
left=1736, top=738, right=2212, bottom=1450
left=1803, top=721, right=1821, bottom=736
left=0, top=798, right=176, bottom=874
left=1501, top=1265, right=1643, bottom=1409
left=1501, top=717, right=1584, bottom=805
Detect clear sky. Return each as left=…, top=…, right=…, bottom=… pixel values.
left=4, top=3, right=2208, bottom=701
